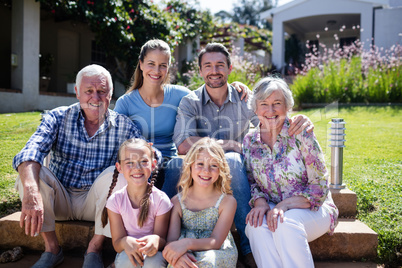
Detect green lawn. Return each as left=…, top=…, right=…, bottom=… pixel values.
left=0, top=112, right=42, bottom=216
left=294, top=106, right=402, bottom=266
left=1, top=107, right=401, bottom=266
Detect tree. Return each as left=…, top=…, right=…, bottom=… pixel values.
left=36, top=0, right=215, bottom=84
left=216, top=0, right=277, bottom=29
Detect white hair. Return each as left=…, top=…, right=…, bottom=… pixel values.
left=249, top=76, right=294, bottom=112
left=75, top=64, right=113, bottom=97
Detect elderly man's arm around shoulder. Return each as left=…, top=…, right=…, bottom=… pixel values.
left=17, top=161, right=44, bottom=237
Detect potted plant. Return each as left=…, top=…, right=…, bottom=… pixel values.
left=39, top=53, right=54, bottom=91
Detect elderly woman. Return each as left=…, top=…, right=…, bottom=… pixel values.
left=243, top=77, right=339, bottom=268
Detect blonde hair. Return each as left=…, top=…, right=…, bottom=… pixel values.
left=178, top=138, right=232, bottom=200
left=102, top=138, right=158, bottom=228
left=127, top=39, right=171, bottom=93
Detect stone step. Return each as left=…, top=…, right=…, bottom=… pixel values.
left=330, top=188, right=357, bottom=217
left=309, top=219, right=378, bottom=261
left=0, top=249, right=380, bottom=268
left=0, top=213, right=377, bottom=262
left=0, top=212, right=95, bottom=252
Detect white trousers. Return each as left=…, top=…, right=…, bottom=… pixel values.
left=15, top=166, right=126, bottom=237
left=245, top=203, right=331, bottom=268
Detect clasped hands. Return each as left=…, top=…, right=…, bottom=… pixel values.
left=123, top=235, right=160, bottom=267
left=246, top=199, right=288, bottom=232
left=163, top=239, right=198, bottom=268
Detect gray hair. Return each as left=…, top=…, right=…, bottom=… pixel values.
left=249, top=76, right=294, bottom=112
left=75, top=64, right=113, bottom=96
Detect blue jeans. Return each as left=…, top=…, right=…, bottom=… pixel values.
left=115, top=251, right=167, bottom=268
left=163, top=152, right=252, bottom=255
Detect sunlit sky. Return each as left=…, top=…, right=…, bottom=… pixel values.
left=198, top=0, right=293, bottom=14
left=155, top=0, right=294, bottom=15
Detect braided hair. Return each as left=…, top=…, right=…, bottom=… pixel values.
left=101, top=138, right=158, bottom=228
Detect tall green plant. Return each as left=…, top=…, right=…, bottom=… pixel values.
left=291, top=42, right=402, bottom=107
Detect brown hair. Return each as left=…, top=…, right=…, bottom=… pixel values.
left=198, top=43, right=231, bottom=70
left=178, top=137, right=232, bottom=201
left=101, top=138, right=158, bottom=228
left=126, top=39, right=171, bottom=93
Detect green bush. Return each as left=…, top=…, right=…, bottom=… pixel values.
left=291, top=43, right=402, bottom=108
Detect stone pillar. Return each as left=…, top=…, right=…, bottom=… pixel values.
left=272, top=19, right=284, bottom=73
left=233, top=37, right=245, bottom=56
left=11, top=0, right=40, bottom=110
left=360, top=5, right=373, bottom=51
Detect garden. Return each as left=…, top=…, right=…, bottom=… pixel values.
left=1, top=44, right=401, bottom=266
left=1, top=0, right=401, bottom=267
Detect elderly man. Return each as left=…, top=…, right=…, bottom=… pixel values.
left=166, top=43, right=312, bottom=268
left=12, top=64, right=142, bottom=268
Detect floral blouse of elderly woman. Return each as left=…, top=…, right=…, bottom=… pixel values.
left=243, top=118, right=339, bottom=234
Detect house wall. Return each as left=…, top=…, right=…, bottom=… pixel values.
left=374, top=7, right=402, bottom=50
left=0, top=5, right=12, bottom=89
left=40, top=14, right=94, bottom=93
left=0, top=91, right=77, bottom=113
left=271, top=0, right=374, bottom=70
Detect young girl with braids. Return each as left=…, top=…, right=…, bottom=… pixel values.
left=102, top=138, right=173, bottom=267
left=162, top=137, right=238, bottom=268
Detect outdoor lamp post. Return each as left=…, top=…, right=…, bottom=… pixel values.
left=329, top=118, right=346, bottom=189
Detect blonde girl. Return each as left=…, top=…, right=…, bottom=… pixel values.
left=102, top=138, right=173, bottom=267
left=162, top=137, right=238, bottom=268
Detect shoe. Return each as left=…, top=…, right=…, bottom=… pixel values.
left=242, top=252, right=257, bottom=268
left=83, top=251, right=104, bottom=268
left=31, top=247, right=64, bottom=268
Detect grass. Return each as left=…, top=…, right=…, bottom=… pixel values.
left=0, top=112, right=42, bottom=217
left=0, top=107, right=401, bottom=266
left=294, top=106, right=402, bottom=266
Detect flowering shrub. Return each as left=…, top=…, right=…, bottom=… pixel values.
left=175, top=46, right=266, bottom=90
left=291, top=41, right=402, bottom=108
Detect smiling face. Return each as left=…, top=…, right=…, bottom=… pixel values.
left=191, top=150, right=220, bottom=188
left=139, top=49, right=170, bottom=87
left=256, top=90, right=288, bottom=133
left=199, top=52, right=232, bottom=90
left=116, top=145, right=156, bottom=186
left=76, top=75, right=111, bottom=122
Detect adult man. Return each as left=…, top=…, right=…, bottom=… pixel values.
left=168, top=43, right=311, bottom=267
left=12, top=64, right=142, bottom=268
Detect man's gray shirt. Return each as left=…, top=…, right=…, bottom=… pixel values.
left=173, top=84, right=259, bottom=147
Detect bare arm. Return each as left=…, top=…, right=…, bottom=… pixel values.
left=178, top=138, right=242, bottom=155
left=17, top=161, right=43, bottom=237
left=217, top=139, right=242, bottom=154
left=163, top=195, right=237, bottom=266
left=177, top=137, right=203, bottom=155
left=108, top=209, right=145, bottom=266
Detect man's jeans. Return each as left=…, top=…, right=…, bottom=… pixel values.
left=163, top=152, right=252, bottom=255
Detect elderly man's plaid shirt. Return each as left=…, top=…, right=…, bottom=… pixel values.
left=13, top=103, right=142, bottom=189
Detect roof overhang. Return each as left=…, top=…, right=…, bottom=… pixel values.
left=261, top=0, right=390, bottom=21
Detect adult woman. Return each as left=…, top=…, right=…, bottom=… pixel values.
left=243, top=77, right=339, bottom=268
left=114, top=39, right=188, bottom=190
